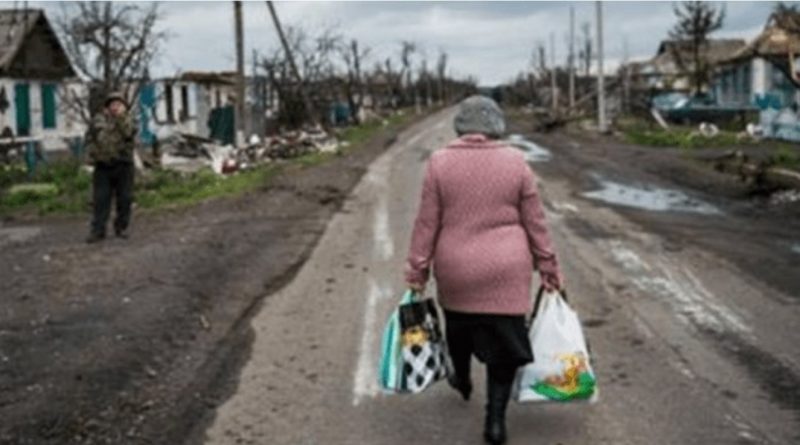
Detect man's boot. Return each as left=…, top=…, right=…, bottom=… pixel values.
left=484, top=378, right=512, bottom=445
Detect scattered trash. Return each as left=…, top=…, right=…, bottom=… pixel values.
left=505, top=134, right=552, bottom=163
left=42, top=254, right=51, bottom=262
left=791, top=243, right=800, bottom=255
left=582, top=176, right=721, bottom=215
left=746, top=123, right=764, bottom=138
left=698, top=122, right=719, bottom=137
left=199, top=315, right=211, bottom=330
left=157, top=127, right=340, bottom=176
left=769, top=189, right=800, bottom=206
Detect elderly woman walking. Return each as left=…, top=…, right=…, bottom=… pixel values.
left=404, top=96, right=563, bottom=445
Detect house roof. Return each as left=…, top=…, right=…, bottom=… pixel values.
left=0, top=9, right=42, bottom=71
left=720, top=10, right=800, bottom=64
left=649, top=39, right=747, bottom=74
left=179, top=71, right=237, bottom=85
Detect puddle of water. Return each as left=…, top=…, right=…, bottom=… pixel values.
left=505, top=134, right=552, bottom=162
left=583, top=179, right=721, bottom=215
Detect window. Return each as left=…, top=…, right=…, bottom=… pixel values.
left=164, top=83, right=174, bottom=123
left=180, top=85, right=189, bottom=121
left=41, top=83, right=57, bottom=129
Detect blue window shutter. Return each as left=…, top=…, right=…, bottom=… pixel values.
left=14, top=83, right=30, bottom=136
left=41, top=84, right=57, bottom=129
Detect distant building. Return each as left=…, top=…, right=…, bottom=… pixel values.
left=138, top=71, right=279, bottom=145
left=627, top=39, right=746, bottom=92
left=713, top=12, right=800, bottom=108
left=0, top=9, right=85, bottom=152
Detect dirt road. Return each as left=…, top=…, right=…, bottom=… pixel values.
left=199, top=110, right=800, bottom=444
left=3, top=108, right=799, bottom=445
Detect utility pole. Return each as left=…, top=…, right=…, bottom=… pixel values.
left=623, top=36, right=630, bottom=114
left=550, top=32, right=557, bottom=111
left=266, top=1, right=320, bottom=128
left=234, top=1, right=246, bottom=144
left=569, top=6, right=576, bottom=110
left=595, top=0, right=607, bottom=133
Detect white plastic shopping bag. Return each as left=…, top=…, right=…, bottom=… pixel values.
left=516, top=289, right=598, bottom=403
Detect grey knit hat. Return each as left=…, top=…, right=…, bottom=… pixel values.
left=453, top=95, right=506, bottom=138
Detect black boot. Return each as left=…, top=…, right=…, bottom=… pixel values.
left=484, top=379, right=512, bottom=445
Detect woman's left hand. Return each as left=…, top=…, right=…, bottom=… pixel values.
left=541, top=271, right=564, bottom=293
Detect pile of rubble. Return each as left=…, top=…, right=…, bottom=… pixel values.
left=157, top=126, right=340, bottom=175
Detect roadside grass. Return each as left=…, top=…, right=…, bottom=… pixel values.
left=611, top=117, right=800, bottom=175
left=0, top=110, right=414, bottom=217
left=618, top=119, right=742, bottom=149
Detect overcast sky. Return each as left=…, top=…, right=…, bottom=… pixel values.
left=9, top=1, right=784, bottom=86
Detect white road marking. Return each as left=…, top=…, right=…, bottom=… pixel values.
left=373, top=194, right=394, bottom=261
left=606, top=240, right=750, bottom=335
left=552, top=201, right=580, bottom=214
left=352, top=278, right=382, bottom=406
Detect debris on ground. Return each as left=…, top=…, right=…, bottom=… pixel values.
left=698, top=122, right=719, bottom=137
left=769, top=189, right=800, bottom=206
left=157, top=126, right=340, bottom=176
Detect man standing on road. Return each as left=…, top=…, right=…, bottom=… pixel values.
left=85, top=92, right=137, bottom=244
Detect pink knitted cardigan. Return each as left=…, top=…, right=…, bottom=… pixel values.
left=404, top=133, right=561, bottom=315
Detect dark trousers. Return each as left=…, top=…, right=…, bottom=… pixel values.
left=91, top=161, right=134, bottom=236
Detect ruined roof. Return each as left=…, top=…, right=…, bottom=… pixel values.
left=720, top=10, right=800, bottom=63
left=0, top=8, right=74, bottom=79
left=0, top=9, right=42, bottom=70
left=179, top=71, right=237, bottom=85
left=650, top=39, right=747, bottom=74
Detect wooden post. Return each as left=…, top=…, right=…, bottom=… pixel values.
left=234, top=1, right=246, bottom=143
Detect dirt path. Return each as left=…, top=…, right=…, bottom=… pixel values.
left=0, top=111, right=434, bottom=445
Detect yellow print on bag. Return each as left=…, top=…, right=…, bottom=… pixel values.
left=543, top=353, right=589, bottom=392
left=402, top=326, right=429, bottom=347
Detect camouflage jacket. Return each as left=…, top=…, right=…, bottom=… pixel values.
left=86, top=114, right=137, bottom=164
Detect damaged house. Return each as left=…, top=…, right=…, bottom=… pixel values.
left=0, top=9, right=84, bottom=152
left=711, top=9, right=800, bottom=141
left=628, top=38, right=746, bottom=92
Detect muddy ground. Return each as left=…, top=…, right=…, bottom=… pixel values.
left=0, top=115, right=419, bottom=445
left=515, top=123, right=800, bottom=299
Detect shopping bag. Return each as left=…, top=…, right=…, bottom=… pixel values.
left=378, top=290, right=448, bottom=393
left=378, top=290, right=415, bottom=392
left=516, top=287, right=598, bottom=403
left=397, top=297, right=449, bottom=393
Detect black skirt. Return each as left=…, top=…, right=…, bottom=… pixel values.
left=444, top=310, right=533, bottom=367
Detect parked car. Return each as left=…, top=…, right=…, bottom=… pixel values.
left=652, top=92, right=756, bottom=125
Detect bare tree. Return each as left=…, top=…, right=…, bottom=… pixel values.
left=399, top=41, right=416, bottom=105
left=340, top=39, right=370, bottom=124
left=436, top=49, right=448, bottom=103
left=266, top=1, right=322, bottom=128
left=55, top=2, right=167, bottom=121
left=668, top=1, right=725, bottom=94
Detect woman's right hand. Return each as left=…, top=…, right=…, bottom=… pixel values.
left=408, top=282, right=426, bottom=294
